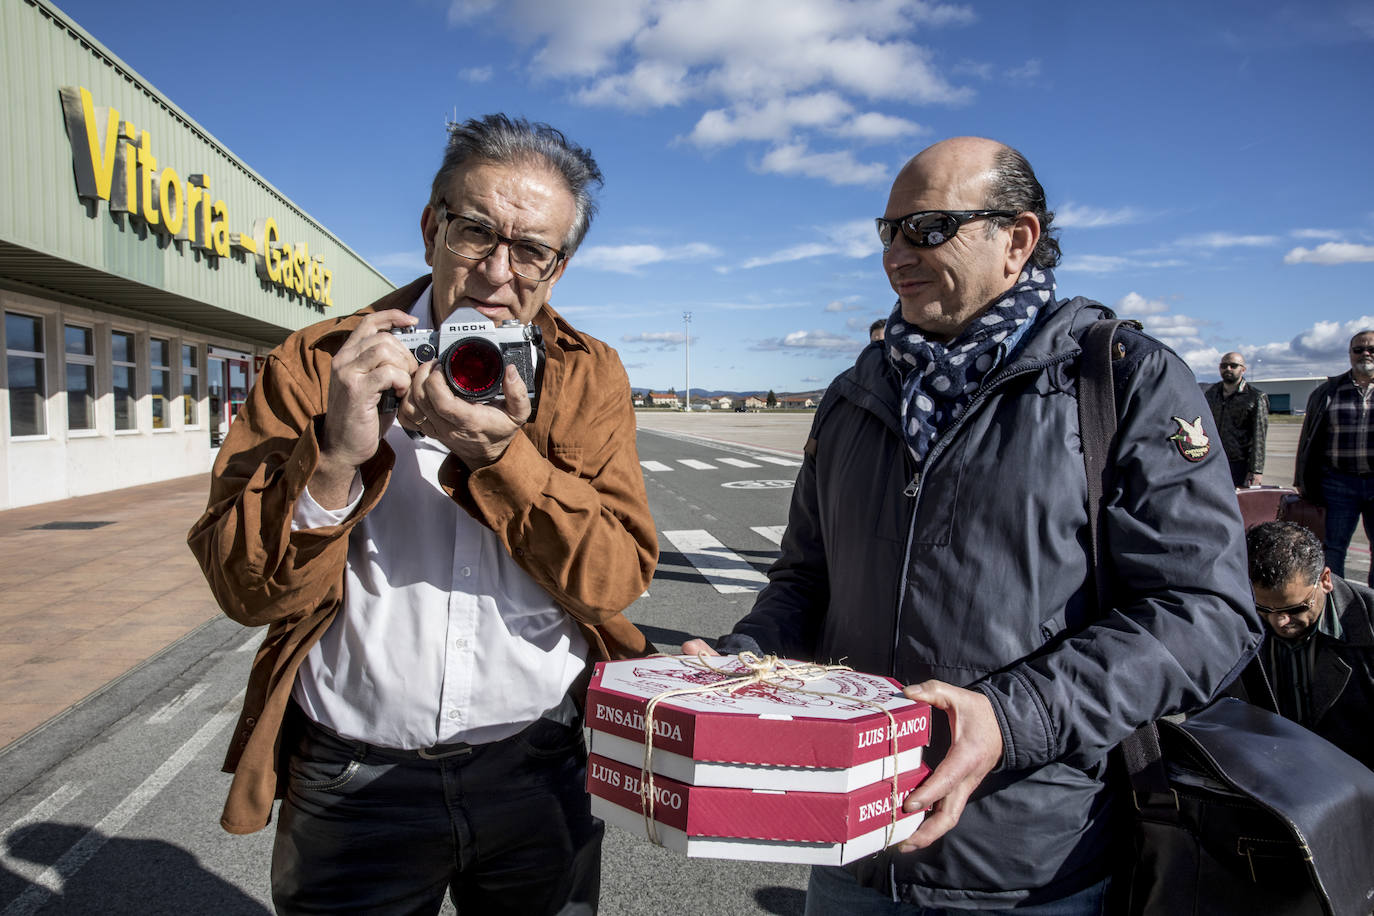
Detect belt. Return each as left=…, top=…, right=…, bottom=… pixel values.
left=296, top=691, right=580, bottom=762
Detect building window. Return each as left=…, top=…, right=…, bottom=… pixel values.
left=6, top=312, right=46, bottom=437
left=65, top=325, right=96, bottom=431
left=150, top=337, right=171, bottom=429
left=112, top=330, right=136, bottom=431
left=182, top=344, right=199, bottom=426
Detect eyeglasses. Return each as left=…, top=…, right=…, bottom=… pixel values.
left=1351, top=346, right=1374, bottom=355
left=1254, top=583, right=1320, bottom=616
left=436, top=201, right=566, bottom=282
left=1219, top=362, right=1243, bottom=369
left=875, top=210, right=1018, bottom=252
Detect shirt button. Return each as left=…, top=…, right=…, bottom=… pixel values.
left=454, top=637, right=469, bottom=650
left=448, top=710, right=460, bottom=720
left=461, top=566, right=471, bottom=577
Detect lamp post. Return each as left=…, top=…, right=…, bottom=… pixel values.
left=683, top=311, right=692, bottom=412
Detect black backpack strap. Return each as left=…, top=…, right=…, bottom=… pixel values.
left=1076, top=318, right=1172, bottom=794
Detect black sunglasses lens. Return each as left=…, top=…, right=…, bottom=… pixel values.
left=1352, top=347, right=1374, bottom=355
left=876, top=219, right=896, bottom=250
left=904, top=213, right=958, bottom=247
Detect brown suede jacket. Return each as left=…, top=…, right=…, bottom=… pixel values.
left=187, top=277, right=658, bottom=834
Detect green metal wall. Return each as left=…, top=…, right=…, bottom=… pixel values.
left=0, top=0, right=395, bottom=341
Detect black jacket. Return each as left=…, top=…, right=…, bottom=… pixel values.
left=1294, top=371, right=1349, bottom=504
left=1261, top=577, right=1374, bottom=769
left=721, top=295, right=1261, bottom=908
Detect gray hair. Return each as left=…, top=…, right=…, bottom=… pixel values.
left=1247, top=521, right=1325, bottom=590
left=982, top=145, right=1061, bottom=269
left=429, top=114, right=604, bottom=255
left=1350, top=329, right=1374, bottom=347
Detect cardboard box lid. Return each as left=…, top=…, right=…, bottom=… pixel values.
left=588, top=655, right=931, bottom=768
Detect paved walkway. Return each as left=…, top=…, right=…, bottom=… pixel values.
left=0, top=474, right=220, bottom=749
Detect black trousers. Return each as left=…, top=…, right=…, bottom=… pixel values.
left=271, top=709, right=602, bottom=915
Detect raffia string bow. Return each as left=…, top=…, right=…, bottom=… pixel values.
left=637, top=652, right=907, bottom=851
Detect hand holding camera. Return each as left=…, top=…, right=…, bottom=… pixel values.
left=392, top=311, right=545, bottom=468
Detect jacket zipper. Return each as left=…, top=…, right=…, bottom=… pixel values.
left=888, top=350, right=1080, bottom=670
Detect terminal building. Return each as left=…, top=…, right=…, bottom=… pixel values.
left=0, top=0, right=395, bottom=509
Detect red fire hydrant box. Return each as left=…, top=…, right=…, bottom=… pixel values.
left=589, top=753, right=930, bottom=865
left=586, top=654, right=932, bottom=792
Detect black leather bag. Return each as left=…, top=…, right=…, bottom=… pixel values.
left=1077, top=321, right=1374, bottom=916
left=1118, top=699, right=1374, bottom=915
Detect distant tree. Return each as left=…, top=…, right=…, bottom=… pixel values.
left=766, top=390, right=777, bottom=408
left=643, top=393, right=654, bottom=407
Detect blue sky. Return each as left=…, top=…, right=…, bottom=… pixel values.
left=53, top=0, right=1374, bottom=393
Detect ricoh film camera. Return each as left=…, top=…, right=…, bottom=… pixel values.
left=385, top=311, right=544, bottom=411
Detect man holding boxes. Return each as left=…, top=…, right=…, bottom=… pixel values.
left=688, top=137, right=1260, bottom=912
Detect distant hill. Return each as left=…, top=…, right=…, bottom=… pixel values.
left=631, top=388, right=827, bottom=400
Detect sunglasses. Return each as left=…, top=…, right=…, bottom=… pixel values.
left=1254, top=583, right=1320, bottom=616
left=1220, top=362, right=1243, bottom=369
left=875, top=210, right=1017, bottom=252
left=1351, top=346, right=1374, bottom=355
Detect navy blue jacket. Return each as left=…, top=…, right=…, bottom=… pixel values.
left=721, top=295, right=1262, bottom=908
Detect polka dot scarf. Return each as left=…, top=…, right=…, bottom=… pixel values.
left=884, top=266, right=1056, bottom=468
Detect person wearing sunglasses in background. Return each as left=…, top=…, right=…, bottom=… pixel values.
left=684, top=137, right=1259, bottom=913
left=189, top=114, right=657, bottom=915
left=1296, top=330, right=1374, bottom=587
left=1205, top=351, right=1269, bottom=487
left=1248, top=521, right=1374, bottom=769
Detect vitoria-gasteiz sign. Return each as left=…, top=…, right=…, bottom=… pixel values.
left=59, top=86, right=334, bottom=309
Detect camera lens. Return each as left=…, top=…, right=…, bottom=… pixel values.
left=444, top=338, right=503, bottom=398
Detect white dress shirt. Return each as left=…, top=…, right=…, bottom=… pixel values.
left=290, top=285, right=587, bottom=748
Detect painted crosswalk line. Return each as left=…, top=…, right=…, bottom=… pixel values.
left=718, top=457, right=762, bottom=468
left=752, top=455, right=803, bottom=467
left=640, top=460, right=673, bottom=472
left=662, top=529, right=770, bottom=594
left=751, top=525, right=787, bottom=545
left=678, top=459, right=717, bottom=470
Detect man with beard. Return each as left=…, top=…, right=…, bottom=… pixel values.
left=1205, top=351, right=1268, bottom=487
left=1296, top=329, right=1374, bottom=586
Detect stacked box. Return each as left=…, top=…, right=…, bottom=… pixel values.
left=585, top=654, right=933, bottom=865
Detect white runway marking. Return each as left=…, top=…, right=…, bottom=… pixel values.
left=2, top=693, right=243, bottom=916
left=751, top=526, right=787, bottom=545
left=640, top=460, right=673, bottom=472
left=718, top=457, right=762, bottom=468
left=662, top=530, right=769, bottom=594
left=752, top=455, right=803, bottom=467
left=678, top=459, right=716, bottom=470
left=147, top=682, right=209, bottom=724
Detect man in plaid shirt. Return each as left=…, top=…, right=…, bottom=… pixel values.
left=1296, top=330, right=1374, bottom=585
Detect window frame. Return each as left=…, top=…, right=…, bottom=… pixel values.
left=5, top=311, right=48, bottom=439
left=111, top=328, right=138, bottom=433
left=64, top=323, right=97, bottom=434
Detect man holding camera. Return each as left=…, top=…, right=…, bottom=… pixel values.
left=189, top=114, right=657, bottom=915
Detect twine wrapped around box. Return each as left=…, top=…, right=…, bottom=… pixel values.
left=637, top=652, right=907, bottom=850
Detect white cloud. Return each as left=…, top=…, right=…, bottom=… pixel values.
left=752, top=329, right=862, bottom=351
left=686, top=93, right=854, bottom=146
left=742, top=219, right=881, bottom=268
left=832, top=111, right=925, bottom=142
left=447, top=0, right=976, bottom=186
left=1283, top=242, right=1374, bottom=265
left=1291, top=228, right=1343, bottom=240
left=575, top=241, right=721, bottom=273
left=1113, top=292, right=1171, bottom=317
left=756, top=142, right=890, bottom=185
left=824, top=298, right=864, bottom=312
left=1181, top=232, right=1279, bottom=248
left=623, top=330, right=688, bottom=349
left=1055, top=203, right=1142, bottom=229
left=459, top=66, right=492, bottom=82
left=1006, top=58, right=1041, bottom=80
left=1058, top=254, right=1188, bottom=274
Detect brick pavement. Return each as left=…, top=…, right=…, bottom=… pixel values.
left=0, top=474, right=220, bottom=749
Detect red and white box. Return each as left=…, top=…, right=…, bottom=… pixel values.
left=589, top=753, right=931, bottom=865
left=586, top=654, right=932, bottom=792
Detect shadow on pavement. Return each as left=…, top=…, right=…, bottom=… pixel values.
left=2, top=821, right=269, bottom=915
left=754, top=884, right=806, bottom=915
